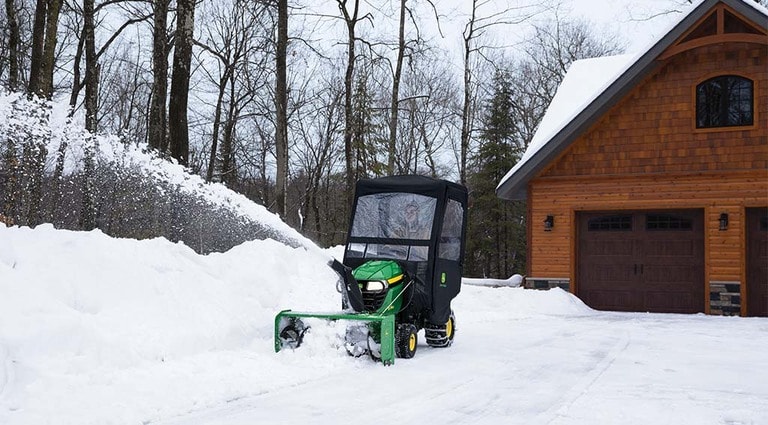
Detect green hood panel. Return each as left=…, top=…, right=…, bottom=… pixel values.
left=353, top=260, right=403, bottom=282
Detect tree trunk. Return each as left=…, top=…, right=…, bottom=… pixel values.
left=460, top=0, right=478, bottom=186
left=168, top=0, right=196, bottom=166
left=5, top=0, right=21, bottom=91
left=274, top=0, right=288, bottom=217
left=38, top=0, right=62, bottom=98
left=387, top=0, right=406, bottom=175
left=148, top=0, right=169, bottom=153
left=83, top=0, right=97, bottom=134
left=68, top=30, right=85, bottom=109
left=28, top=0, right=47, bottom=96
left=206, top=77, right=226, bottom=182
left=339, top=0, right=359, bottom=211
left=219, top=76, right=237, bottom=187
left=80, top=0, right=98, bottom=230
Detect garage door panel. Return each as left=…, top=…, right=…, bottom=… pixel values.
left=643, top=265, right=698, bottom=284
left=590, top=265, right=635, bottom=285
left=583, top=290, right=642, bottom=312
left=578, top=210, right=704, bottom=314
left=646, top=291, right=696, bottom=313
left=643, top=240, right=696, bottom=257
left=582, top=240, right=635, bottom=256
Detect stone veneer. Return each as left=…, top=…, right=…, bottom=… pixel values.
left=709, top=281, right=741, bottom=316
left=524, top=277, right=570, bottom=292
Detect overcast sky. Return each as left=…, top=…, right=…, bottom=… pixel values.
left=296, top=0, right=689, bottom=70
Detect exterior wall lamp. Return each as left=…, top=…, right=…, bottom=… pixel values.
left=719, top=212, right=729, bottom=231
left=544, top=215, right=554, bottom=232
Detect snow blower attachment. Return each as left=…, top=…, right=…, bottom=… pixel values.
left=275, top=175, right=468, bottom=365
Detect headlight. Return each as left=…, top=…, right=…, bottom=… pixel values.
left=365, top=280, right=388, bottom=292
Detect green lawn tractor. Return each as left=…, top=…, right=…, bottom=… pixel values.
left=275, top=175, right=468, bottom=365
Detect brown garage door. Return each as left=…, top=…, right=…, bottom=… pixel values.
left=577, top=210, right=704, bottom=313
left=746, top=207, right=768, bottom=317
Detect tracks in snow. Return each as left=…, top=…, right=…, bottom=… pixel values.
left=539, top=329, right=631, bottom=424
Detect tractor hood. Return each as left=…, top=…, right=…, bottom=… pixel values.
left=353, top=260, right=404, bottom=283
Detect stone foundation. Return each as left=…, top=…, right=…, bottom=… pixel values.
left=524, top=277, right=570, bottom=292
left=709, top=281, right=741, bottom=316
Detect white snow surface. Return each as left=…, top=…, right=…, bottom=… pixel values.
left=1, top=225, right=767, bottom=425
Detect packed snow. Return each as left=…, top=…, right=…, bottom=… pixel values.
left=1, top=224, right=766, bottom=425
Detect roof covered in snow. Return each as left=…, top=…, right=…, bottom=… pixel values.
left=496, top=0, right=768, bottom=200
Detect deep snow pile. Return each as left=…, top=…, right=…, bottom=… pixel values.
left=0, top=224, right=341, bottom=424
left=0, top=224, right=594, bottom=425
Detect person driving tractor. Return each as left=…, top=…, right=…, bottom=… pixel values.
left=395, top=202, right=429, bottom=240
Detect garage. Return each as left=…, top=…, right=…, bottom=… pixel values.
left=746, top=207, right=768, bottom=317
left=577, top=210, right=705, bottom=313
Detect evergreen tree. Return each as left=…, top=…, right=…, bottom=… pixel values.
left=351, top=69, right=385, bottom=178
left=466, top=68, right=526, bottom=278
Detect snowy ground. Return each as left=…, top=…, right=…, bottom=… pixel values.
left=1, top=225, right=767, bottom=425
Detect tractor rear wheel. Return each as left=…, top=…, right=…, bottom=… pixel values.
left=395, top=323, right=418, bottom=359
left=425, top=310, right=456, bottom=348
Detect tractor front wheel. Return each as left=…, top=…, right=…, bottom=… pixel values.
left=395, top=323, right=418, bottom=359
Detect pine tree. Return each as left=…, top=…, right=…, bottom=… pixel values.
left=351, top=70, right=385, bottom=178
left=466, top=69, right=526, bottom=278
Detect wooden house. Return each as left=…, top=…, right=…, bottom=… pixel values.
left=496, top=0, right=767, bottom=316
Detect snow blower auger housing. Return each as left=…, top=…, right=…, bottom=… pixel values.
left=275, top=175, right=468, bottom=365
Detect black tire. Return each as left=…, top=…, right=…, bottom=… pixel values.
left=425, top=310, right=456, bottom=348
left=395, top=323, right=418, bottom=359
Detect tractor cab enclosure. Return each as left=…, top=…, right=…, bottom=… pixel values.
left=343, top=175, right=468, bottom=325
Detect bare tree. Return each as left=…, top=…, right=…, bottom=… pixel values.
left=386, top=0, right=407, bottom=175
left=291, top=74, right=344, bottom=241
left=274, top=0, right=288, bottom=217
left=168, top=0, right=196, bottom=166
left=4, top=0, right=21, bottom=91
left=337, top=0, right=371, bottom=209
left=27, top=0, right=47, bottom=95
left=148, top=0, right=169, bottom=153
left=27, top=0, right=62, bottom=98
left=195, top=0, right=270, bottom=190
left=196, top=1, right=266, bottom=182
left=459, top=0, right=543, bottom=185
left=78, top=0, right=98, bottom=229
left=397, top=55, right=459, bottom=177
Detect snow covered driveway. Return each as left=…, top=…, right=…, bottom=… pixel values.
left=156, top=288, right=768, bottom=425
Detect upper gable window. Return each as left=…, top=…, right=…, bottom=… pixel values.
left=696, top=75, right=754, bottom=128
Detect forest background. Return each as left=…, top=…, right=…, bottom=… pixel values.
left=3, top=0, right=759, bottom=278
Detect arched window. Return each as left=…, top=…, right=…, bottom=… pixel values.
left=696, top=75, right=754, bottom=128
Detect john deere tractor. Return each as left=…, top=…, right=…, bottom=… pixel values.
left=275, top=175, right=468, bottom=365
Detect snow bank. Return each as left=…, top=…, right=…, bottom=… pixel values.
left=0, top=225, right=591, bottom=425
left=463, top=273, right=523, bottom=288
left=0, top=224, right=341, bottom=424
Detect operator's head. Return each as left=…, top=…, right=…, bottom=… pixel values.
left=405, top=202, right=419, bottom=223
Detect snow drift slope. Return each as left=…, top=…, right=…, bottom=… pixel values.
left=0, top=224, right=342, bottom=425
left=1, top=225, right=767, bottom=425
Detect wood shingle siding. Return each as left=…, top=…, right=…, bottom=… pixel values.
left=541, top=42, right=766, bottom=178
